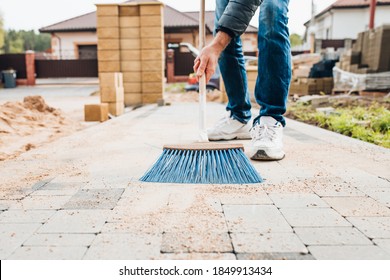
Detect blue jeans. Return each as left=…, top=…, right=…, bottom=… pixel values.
left=215, top=0, right=291, bottom=126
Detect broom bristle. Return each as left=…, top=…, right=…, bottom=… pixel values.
left=140, top=148, right=263, bottom=184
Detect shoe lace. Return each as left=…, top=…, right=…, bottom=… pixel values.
left=251, top=124, right=277, bottom=142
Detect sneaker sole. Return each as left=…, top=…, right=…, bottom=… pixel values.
left=208, top=133, right=251, bottom=141
left=250, top=149, right=285, bottom=161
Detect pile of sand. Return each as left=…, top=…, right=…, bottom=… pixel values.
left=0, top=95, right=81, bottom=161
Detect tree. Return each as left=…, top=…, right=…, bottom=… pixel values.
left=2, top=29, right=51, bottom=53
left=33, top=33, right=51, bottom=52
left=3, top=30, right=24, bottom=53
left=290, top=33, right=303, bottom=48
left=0, top=11, right=4, bottom=52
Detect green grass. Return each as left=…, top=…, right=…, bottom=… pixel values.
left=286, top=103, right=390, bottom=148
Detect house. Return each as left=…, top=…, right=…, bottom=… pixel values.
left=39, top=0, right=258, bottom=61
left=304, top=0, right=390, bottom=41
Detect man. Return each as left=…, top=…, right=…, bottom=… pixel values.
left=194, top=0, right=291, bottom=160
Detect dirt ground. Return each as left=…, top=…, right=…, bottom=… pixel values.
left=164, top=89, right=224, bottom=103
left=0, top=96, right=82, bottom=161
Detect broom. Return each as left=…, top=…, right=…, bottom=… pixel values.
left=140, top=0, right=262, bottom=184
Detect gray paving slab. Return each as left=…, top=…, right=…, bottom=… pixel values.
left=373, top=239, right=390, bottom=254
left=38, top=210, right=110, bottom=234
left=237, top=253, right=314, bottom=260
left=161, top=232, right=232, bottom=253
left=163, top=212, right=228, bottom=233
left=308, top=245, right=390, bottom=260
left=30, top=188, right=81, bottom=196
left=323, top=197, right=390, bottom=217
left=231, top=232, right=308, bottom=254
left=167, top=192, right=223, bottom=213
left=29, top=178, right=55, bottom=191
left=0, top=210, right=56, bottom=223
left=343, top=168, right=390, bottom=189
left=116, top=190, right=170, bottom=215
left=223, top=205, right=292, bottom=233
left=280, top=208, right=351, bottom=227
left=9, top=195, right=72, bottom=210
left=0, top=200, right=15, bottom=211
left=40, top=181, right=84, bottom=190
left=158, top=253, right=236, bottom=260
left=309, top=177, right=366, bottom=197
left=102, top=216, right=165, bottom=234
left=359, top=188, right=390, bottom=207
left=294, top=227, right=373, bottom=246
left=269, top=193, right=328, bottom=208
left=0, top=223, right=42, bottom=259
left=216, top=186, right=272, bottom=205
left=8, top=246, right=88, bottom=260
left=23, top=233, right=96, bottom=247
left=62, top=189, right=124, bottom=210
left=83, top=233, right=161, bottom=260
left=347, top=217, right=390, bottom=238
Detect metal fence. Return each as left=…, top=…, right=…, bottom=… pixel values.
left=0, top=54, right=27, bottom=79
left=35, top=59, right=98, bottom=78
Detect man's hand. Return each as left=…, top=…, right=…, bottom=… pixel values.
left=193, top=31, right=232, bottom=83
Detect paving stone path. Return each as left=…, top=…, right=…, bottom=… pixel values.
left=1, top=103, right=389, bottom=260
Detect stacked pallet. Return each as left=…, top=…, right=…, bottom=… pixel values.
left=291, top=53, right=321, bottom=80
left=289, top=78, right=334, bottom=96
left=289, top=53, right=334, bottom=96
left=336, top=25, right=390, bottom=75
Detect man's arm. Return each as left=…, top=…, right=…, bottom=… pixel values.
left=194, top=31, right=231, bottom=82
left=217, top=0, right=262, bottom=38
left=194, top=0, right=262, bottom=82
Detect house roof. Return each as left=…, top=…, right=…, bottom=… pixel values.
left=313, top=0, right=390, bottom=20
left=40, top=0, right=257, bottom=34
left=39, top=12, right=97, bottom=33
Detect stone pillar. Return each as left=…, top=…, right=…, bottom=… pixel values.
left=119, top=4, right=142, bottom=106
left=166, top=49, right=175, bottom=83
left=25, top=51, right=36, bottom=86
left=96, top=4, right=124, bottom=116
left=139, top=2, right=164, bottom=104
left=96, top=2, right=164, bottom=108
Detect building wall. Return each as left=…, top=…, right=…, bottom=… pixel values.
left=51, top=30, right=259, bottom=59
left=51, top=32, right=97, bottom=59
left=309, top=6, right=390, bottom=40
left=164, top=32, right=197, bottom=48
left=331, top=9, right=369, bottom=39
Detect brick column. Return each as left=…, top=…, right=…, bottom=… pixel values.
left=166, top=49, right=175, bottom=83
left=139, top=3, right=164, bottom=104
left=25, top=50, right=36, bottom=86
left=96, top=4, right=124, bottom=116
left=119, top=4, right=142, bottom=106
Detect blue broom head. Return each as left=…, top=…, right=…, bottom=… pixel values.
left=140, top=143, right=263, bottom=184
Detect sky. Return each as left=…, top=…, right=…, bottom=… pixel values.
left=0, top=0, right=336, bottom=35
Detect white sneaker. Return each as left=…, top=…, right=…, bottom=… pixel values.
left=207, top=115, right=251, bottom=141
left=250, top=116, right=285, bottom=160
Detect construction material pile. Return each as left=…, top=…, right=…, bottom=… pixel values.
left=336, top=25, right=390, bottom=74
left=334, top=25, right=390, bottom=92
left=289, top=53, right=334, bottom=96
left=0, top=96, right=80, bottom=161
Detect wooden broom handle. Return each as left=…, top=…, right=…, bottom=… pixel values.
left=198, top=0, right=208, bottom=142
